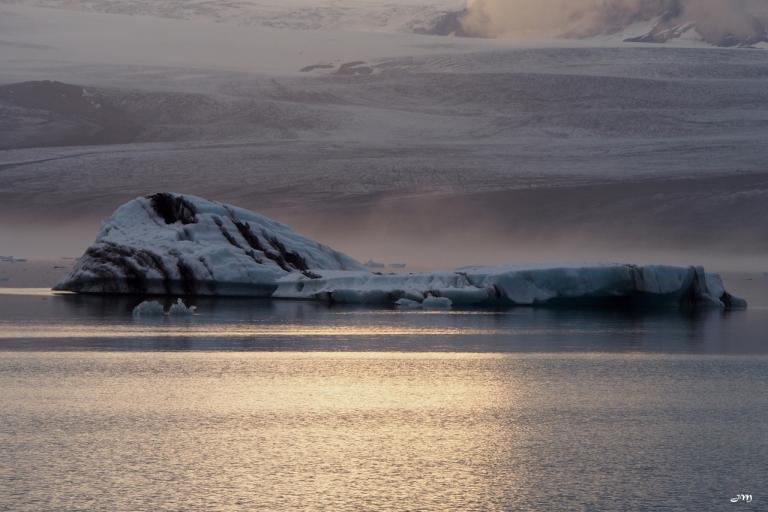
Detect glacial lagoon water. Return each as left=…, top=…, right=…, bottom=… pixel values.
left=1, top=282, right=767, bottom=511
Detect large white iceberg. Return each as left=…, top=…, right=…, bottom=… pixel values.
left=55, top=193, right=363, bottom=296
left=55, top=193, right=746, bottom=310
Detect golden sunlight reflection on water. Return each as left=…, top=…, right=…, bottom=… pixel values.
left=0, top=287, right=70, bottom=296
left=0, top=324, right=497, bottom=339
left=1, top=352, right=526, bottom=510
left=3, top=351, right=766, bottom=511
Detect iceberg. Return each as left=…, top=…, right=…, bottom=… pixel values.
left=55, top=193, right=363, bottom=296
left=395, top=298, right=423, bottom=309
left=56, top=193, right=746, bottom=310
left=132, top=298, right=197, bottom=317
left=167, top=298, right=197, bottom=316
left=131, top=300, right=164, bottom=317
left=422, top=295, right=453, bottom=310
left=272, top=265, right=745, bottom=309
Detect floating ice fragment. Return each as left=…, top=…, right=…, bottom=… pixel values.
left=364, top=259, right=386, bottom=269
left=422, top=295, right=452, bottom=310
left=168, top=298, right=197, bottom=316
left=395, top=298, right=422, bottom=309
left=132, top=300, right=165, bottom=317
left=132, top=298, right=197, bottom=317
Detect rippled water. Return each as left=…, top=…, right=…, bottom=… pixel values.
left=1, top=285, right=767, bottom=511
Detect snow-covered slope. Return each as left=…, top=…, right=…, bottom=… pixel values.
left=55, top=194, right=746, bottom=309
left=1, top=0, right=462, bottom=34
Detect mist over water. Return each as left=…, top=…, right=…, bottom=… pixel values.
left=4, top=171, right=768, bottom=273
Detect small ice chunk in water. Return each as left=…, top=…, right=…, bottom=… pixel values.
left=132, top=298, right=197, bottom=317
left=132, top=300, right=164, bottom=317
left=395, top=298, right=422, bottom=309
left=422, top=295, right=452, bottom=310
left=168, top=298, right=197, bottom=316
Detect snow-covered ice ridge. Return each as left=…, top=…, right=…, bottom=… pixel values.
left=55, top=193, right=746, bottom=309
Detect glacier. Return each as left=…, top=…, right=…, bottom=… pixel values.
left=55, top=193, right=746, bottom=310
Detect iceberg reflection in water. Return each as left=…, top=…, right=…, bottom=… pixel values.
left=0, top=288, right=765, bottom=353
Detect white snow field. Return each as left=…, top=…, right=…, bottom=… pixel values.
left=1, top=0, right=465, bottom=35
left=54, top=193, right=746, bottom=309
left=1, top=3, right=767, bottom=270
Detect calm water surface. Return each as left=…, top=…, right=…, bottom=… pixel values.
left=1, top=283, right=767, bottom=511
